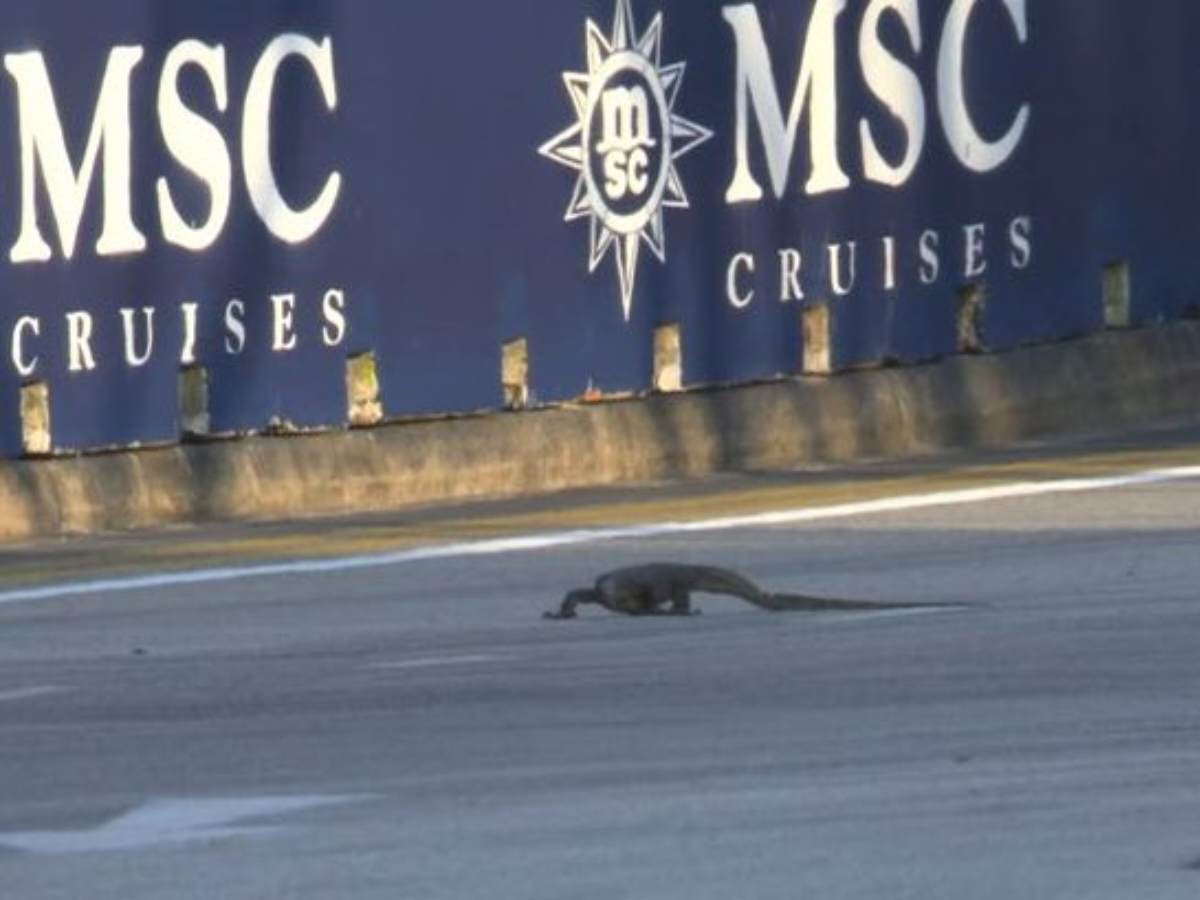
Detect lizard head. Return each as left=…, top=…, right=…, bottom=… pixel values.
left=544, top=587, right=600, bottom=619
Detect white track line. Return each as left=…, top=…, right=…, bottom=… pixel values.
left=822, top=606, right=968, bottom=624
left=367, top=654, right=509, bottom=670
left=1, top=464, right=1198, bottom=607
left=0, top=686, right=69, bottom=703
left=0, top=795, right=366, bottom=855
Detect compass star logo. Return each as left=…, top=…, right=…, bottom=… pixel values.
left=539, top=0, right=712, bottom=320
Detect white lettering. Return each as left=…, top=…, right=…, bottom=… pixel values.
left=603, top=152, right=628, bottom=200
left=601, top=149, right=650, bottom=201
left=66, top=311, right=96, bottom=372
left=626, top=148, right=649, bottom=197
left=11, top=316, right=40, bottom=377
left=119, top=307, right=155, bottom=367
left=938, top=0, right=1030, bottom=172
left=271, top=292, right=297, bottom=351
left=859, top=0, right=926, bottom=187
left=964, top=222, right=987, bottom=278
left=882, top=235, right=897, bottom=290
left=224, top=298, right=245, bottom=354
left=180, top=302, right=199, bottom=365
left=597, top=85, right=655, bottom=154
left=243, top=34, right=341, bottom=244
left=5, top=47, right=146, bottom=262
left=828, top=241, right=857, bottom=296
left=778, top=248, right=804, bottom=301
left=1009, top=215, right=1032, bottom=269
left=723, top=1, right=849, bottom=202
left=919, top=228, right=940, bottom=284
left=727, top=252, right=756, bottom=308
left=321, top=289, right=346, bottom=346
left=157, top=41, right=232, bottom=252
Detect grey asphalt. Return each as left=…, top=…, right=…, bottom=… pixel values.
left=2, top=448, right=1200, bottom=897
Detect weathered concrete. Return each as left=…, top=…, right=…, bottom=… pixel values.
left=2, top=322, right=1199, bottom=541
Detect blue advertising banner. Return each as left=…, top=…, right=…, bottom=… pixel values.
left=0, top=1, right=1197, bottom=457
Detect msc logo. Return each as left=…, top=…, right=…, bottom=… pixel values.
left=540, top=0, right=711, bottom=321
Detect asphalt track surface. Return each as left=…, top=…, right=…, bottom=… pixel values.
left=2, top=424, right=1200, bottom=899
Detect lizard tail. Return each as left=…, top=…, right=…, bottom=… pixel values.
left=688, top=569, right=903, bottom=612
left=760, top=592, right=947, bottom=612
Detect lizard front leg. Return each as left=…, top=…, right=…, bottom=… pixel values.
left=664, top=587, right=700, bottom=616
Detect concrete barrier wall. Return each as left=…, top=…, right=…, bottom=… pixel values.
left=3, top=321, right=1198, bottom=541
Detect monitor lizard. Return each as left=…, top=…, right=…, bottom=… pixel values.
left=543, top=562, right=950, bottom=619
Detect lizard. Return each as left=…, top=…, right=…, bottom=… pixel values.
left=543, top=562, right=949, bottom=619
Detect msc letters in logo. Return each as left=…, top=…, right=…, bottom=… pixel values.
left=540, top=0, right=711, bottom=321
left=597, top=84, right=656, bottom=201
